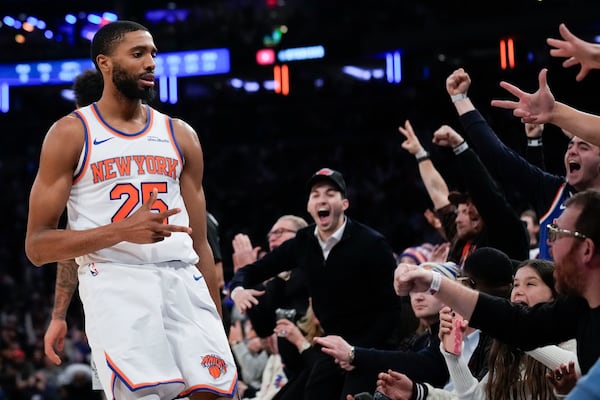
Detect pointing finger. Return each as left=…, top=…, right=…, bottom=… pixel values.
left=158, top=223, right=193, bottom=235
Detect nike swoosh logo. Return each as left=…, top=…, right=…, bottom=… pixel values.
left=93, top=137, right=114, bottom=145
left=193, top=274, right=203, bottom=281
left=559, top=203, right=566, bottom=210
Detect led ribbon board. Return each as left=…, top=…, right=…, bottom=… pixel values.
left=0, top=48, right=230, bottom=86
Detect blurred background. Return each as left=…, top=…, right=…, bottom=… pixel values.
left=0, top=1, right=600, bottom=396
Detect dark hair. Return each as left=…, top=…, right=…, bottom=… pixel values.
left=514, top=259, right=558, bottom=299
left=486, top=257, right=558, bottom=400
left=90, top=20, right=149, bottom=70
left=72, top=69, right=103, bottom=108
left=462, top=247, right=513, bottom=297
left=565, top=189, right=600, bottom=252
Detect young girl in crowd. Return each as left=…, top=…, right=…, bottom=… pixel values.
left=439, top=259, right=581, bottom=399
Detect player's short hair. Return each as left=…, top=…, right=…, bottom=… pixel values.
left=91, top=20, right=149, bottom=70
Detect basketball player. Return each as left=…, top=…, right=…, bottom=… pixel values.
left=25, top=20, right=237, bottom=400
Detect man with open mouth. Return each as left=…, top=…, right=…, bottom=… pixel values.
left=230, top=167, right=404, bottom=399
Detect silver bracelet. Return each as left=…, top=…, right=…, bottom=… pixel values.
left=451, top=93, right=468, bottom=103
left=348, top=346, right=355, bottom=364
left=429, top=271, right=442, bottom=295
left=415, top=149, right=430, bottom=163
left=453, top=141, right=469, bottom=155
left=415, top=148, right=428, bottom=159
left=527, top=137, right=543, bottom=147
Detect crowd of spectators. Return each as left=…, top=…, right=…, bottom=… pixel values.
left=1, top=5, right=600, bottom=398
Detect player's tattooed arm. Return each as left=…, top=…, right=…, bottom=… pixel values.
left=52, top=259, right=79, bottom=319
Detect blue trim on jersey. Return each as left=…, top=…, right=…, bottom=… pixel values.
left=72, top=110, right=89, bottom=182
left=168, top=117, right=185, bottom=164
left=538, top=184, right=572, bottom=260
left=92, top=103, right=151, bottom=137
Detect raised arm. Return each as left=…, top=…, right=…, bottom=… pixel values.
left=524, top=123, right=546, bottom=170
left=446, top=68, right=476, bottom=117
left=398, top=120, right=450, bottom=210
left=491, top=68, right=600, bottom=148
left=432, top=125, right=530, bottom=260
left=394, top=264, right=479, bottom=321
left=232, top=233, right=261, bottom=272
left=445, top=67, right=565, bottom=210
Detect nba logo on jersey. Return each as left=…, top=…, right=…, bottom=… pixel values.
left=89, top=262, right=99, bottom=276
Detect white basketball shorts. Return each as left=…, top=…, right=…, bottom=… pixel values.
left=78, top=261, right=238, bottom=399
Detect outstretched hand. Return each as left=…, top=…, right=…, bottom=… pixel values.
left=313, top=335, right=355, bottom=371
left=123, top=188, right=192, bottom=244
left=548, top=23, right=600, bottom=82
left=491, top=69, right=556, bottom=125
left=232, top=233, right=261, bottom=272
left=230, top=287, right=265, bottom=313
left=429, top=242, right=450, bottom=263
left=376, top=369, right=414, bottom=400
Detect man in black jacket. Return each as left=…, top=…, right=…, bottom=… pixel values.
left=316, top=247, right=514, bottom=399
left=446, top=67, right=600, bottom=260
left=397, top=119, right=529, bottom=265
left=394, top=189, right=600, bottom=378
left=230, top=167, right=403, bottom=399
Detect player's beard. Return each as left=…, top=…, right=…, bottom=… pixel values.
left=554, top=243, right=585, bottom=296
left=112, top=63, right=155, bottom=103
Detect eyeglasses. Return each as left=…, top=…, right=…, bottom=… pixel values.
left=267, top=228, right=297, bottom=240
left=546, top=223, right=587, bottom=243
left=457, top=276, right=476, bottom=288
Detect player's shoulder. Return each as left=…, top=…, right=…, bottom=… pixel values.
left=44, top=112, right=86, bottom=146
left=50, top=111, right=85, bottom=132
left=169, top=116, right=200, bottom=146
left=169, top=116, right=195, bottom=133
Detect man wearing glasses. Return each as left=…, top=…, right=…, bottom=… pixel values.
left=229, top=215, right=310, bottom=338
left=394, top=189, right=600, bottom=384
left=229, top=167, right=403, bottom=399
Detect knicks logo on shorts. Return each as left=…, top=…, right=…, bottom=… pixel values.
left=201, top=354, right=227, bottom=379
left=89, top=263, right=99, bottom=276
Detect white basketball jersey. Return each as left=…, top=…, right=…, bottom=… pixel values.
left=68, top=103, right=199, bottom=266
